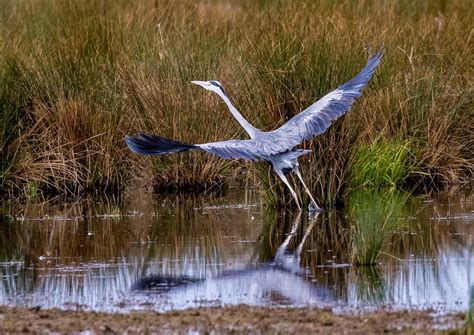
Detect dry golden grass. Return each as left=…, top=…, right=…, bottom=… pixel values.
left=0, top=0, right=472, bottom=204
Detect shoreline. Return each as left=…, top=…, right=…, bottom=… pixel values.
left=0, top=305, right=466, bottom=334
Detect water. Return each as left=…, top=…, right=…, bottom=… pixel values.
left=0, top=186, right=472, bottom=313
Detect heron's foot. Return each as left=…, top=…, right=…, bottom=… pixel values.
left=308, top=200, right=323, bottom=212
left=308, top=210, right=319, bottom=221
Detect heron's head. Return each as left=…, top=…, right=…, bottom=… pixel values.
left=191, top=80, right=227, bottom=96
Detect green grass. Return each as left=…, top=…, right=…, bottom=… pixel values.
left=0, top=0, right=472, bottom=202
left=351, top=139, right=421, bottom=189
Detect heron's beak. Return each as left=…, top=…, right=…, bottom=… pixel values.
left=191, top=80, right=207, bottom=88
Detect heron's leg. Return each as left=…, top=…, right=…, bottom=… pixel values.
left=276, top=211, right=302, bottom=258
left=293, top=167, right=323, bottom=212
left=296, top=216, right=318, bottom=256
left=275, top=169, right=302, bottom=211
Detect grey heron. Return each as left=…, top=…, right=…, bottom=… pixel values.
left=125, top=50, right=383, bottom=211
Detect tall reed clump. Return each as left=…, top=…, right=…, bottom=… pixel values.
left=1, top=0, right=472, bottom=199
left=246, top=37, right=380, bottom=208
left=1, top=0, right=139, bottom=195
left=0, top=58, right=25, bottom=194
left=0, top=0, right=238, bottom=195
left=243, top=0, right=473, bottom=207
left=118, top=26, right=241, bottom=192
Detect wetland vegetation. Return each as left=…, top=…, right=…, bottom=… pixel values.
left=0, top=1, right=473, bottom=332
left=0, top=0, right=472, bottom=206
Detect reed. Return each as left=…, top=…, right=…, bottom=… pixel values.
left=350, top=139, right=420, bottom=189
left=0, top=0, right=472, bottom=201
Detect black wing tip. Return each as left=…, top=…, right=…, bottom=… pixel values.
left=124, top=134, right=150, bottom=155
left=124, top=132, right=197, bottom=156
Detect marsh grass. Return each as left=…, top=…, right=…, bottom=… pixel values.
left=0, top=0, right=472, bottom=201
left=351, top=139, right=420, bottom=189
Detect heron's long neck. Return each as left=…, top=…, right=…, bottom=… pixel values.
left=218, top=93, right=259, bottom=139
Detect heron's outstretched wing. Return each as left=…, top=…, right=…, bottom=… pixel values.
left=125, top=132, right=262, bottom=161
left=198, top=140, right=262, bottom=160
left=260, top=50, right=383, bottom=154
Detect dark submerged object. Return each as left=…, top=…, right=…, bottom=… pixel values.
left=132, top=275, right=203, bottom=292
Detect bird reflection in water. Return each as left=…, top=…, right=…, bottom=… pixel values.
left=131, top=211, right=335, bottom=307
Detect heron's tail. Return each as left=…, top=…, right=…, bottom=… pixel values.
left=125, top=132, right=198, bottom=155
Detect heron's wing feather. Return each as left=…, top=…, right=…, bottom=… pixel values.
left=198, top=140, right=261, bottom=161
left=125, top=132, right=198, bottom=155
left=126, top=132, right=260, bottom=161
left=262, top=51, right=383, bottom=154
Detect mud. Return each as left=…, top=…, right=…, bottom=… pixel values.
left=0, top=305, right=465, bottom=334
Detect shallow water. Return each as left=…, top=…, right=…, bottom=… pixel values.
left=0, top=186, right=472, bottom=313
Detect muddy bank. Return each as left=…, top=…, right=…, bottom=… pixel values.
left=0, top=305, right=465, bottom=334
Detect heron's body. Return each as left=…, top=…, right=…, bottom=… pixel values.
left=126, top=50, right=383, bottom=211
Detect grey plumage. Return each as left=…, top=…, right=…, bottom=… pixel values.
left=125, top=49, right=383, bottom=211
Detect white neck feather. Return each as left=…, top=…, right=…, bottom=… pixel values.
left=215, top=91, right=259, bottom=139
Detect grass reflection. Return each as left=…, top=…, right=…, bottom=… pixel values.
left=255, top=208, right=294, bottom=263
left=0, top=192, right=260, bottom=308
left=0, top=189, right=472, bottom=311
left=349, top=189, right=411, bottom=265
left=350, top=266, right=385, bottom=306
left=0, top=197, right=139, bottom=267
left=467, top=286, right=474, bottom=334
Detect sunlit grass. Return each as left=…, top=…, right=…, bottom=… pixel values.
left=351, top=139, right=420, bottom=189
